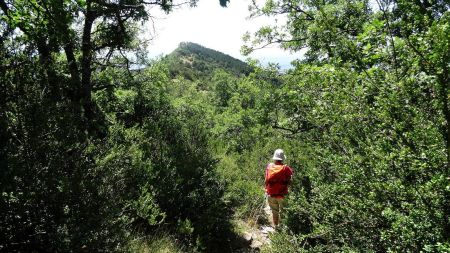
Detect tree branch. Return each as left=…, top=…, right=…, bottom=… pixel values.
left=376, top=0, right=399, bottom=80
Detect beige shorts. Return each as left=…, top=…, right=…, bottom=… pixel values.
left=267, top=196, right=285, bottom=216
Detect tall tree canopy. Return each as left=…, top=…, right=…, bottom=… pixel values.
left=0, top=0, right=200, bottom=136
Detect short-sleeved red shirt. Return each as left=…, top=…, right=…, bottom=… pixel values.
left=265, top=163, right=293, bottom=197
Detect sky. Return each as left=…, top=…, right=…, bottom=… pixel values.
left=145, top=0, right=304, bottom=69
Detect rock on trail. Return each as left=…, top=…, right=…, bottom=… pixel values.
left=238, top=203, right=274, bottom=251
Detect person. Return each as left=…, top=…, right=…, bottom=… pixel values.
left=264, top=149, right=293, bottom=229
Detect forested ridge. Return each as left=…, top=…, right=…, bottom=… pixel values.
left=1, top=0, right=449, bottom=252
left=164, top=42, right=252, bottom=80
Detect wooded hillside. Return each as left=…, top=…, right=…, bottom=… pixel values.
left=164, top=42, right=252, bottom=80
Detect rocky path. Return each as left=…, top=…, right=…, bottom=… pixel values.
left=234, top=205, right=273, bottom=252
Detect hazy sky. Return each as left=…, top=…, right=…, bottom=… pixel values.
left=146, top=0, right=303, bottom=69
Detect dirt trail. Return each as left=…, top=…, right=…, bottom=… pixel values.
left=234, top=204, right=273, bottom=252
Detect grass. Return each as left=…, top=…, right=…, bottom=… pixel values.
left=127, top=234, right=185, bottom=253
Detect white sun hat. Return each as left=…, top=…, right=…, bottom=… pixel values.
left=272, top=149, right=286, bottom=161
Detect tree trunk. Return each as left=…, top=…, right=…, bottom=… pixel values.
left=80, top=1, right=102, bottom=136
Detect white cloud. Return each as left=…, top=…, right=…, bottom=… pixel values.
left=145, top=0, right=303, bottom=68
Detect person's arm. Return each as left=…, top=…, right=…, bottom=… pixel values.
left=287, top=166, right=293, bottom=186
left=288, top=175, right=293, bottom=186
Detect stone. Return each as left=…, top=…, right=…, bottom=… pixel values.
left=243, top=232, right=253, bottom=241
left=261, top=226, right=275, bottom=234
left=251, top=240, right=263, bottom=248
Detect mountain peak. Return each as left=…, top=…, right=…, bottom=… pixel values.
left=165, top=42, right=251, bottom=80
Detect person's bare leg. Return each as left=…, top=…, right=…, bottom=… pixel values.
left=272, top=201, right=280, bottom=227
left=278, top=198, right=284, bottom=227
left=273, top=198, right=284, bottom=228
left=268, top=196, right=280, bottom=228
left=272, top=212, right=279, bottom=227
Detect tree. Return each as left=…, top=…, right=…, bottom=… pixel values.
left=244, top=0, right=449, bottom=166
left=243, top=0, right=449, bottom=251
left=0, top=0, right=199, bottom=136
left=0, top=0, right=234, bottom=251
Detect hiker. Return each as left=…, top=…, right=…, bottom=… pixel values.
left=265, top=149, right=293, bottom=228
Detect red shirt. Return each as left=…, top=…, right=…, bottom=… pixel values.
left=265, top=163, right=293, bottom=197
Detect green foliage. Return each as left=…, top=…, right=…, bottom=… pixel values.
left=2, top=0, right=449, bottom=252
left=243, top=0, right=450, bottom=252
left=127, top=233, right=186, bottom=253
left=0, top=44, right=115, bottom=252
left=133, top=185, right=166, bottom=226
left=212, top=70, right=238, bottom=108
left=0, top=1, right=234, bottom=251
left=92, top=62, right=233, bottom=250
left=164, top=42, right=252, bottom=80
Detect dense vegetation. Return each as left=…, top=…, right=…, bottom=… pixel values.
left=241, top=1, right=450, bottom=252
left=1, top=0, right=449, bottom=252
left=0, top=0, right=231, bottom=251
